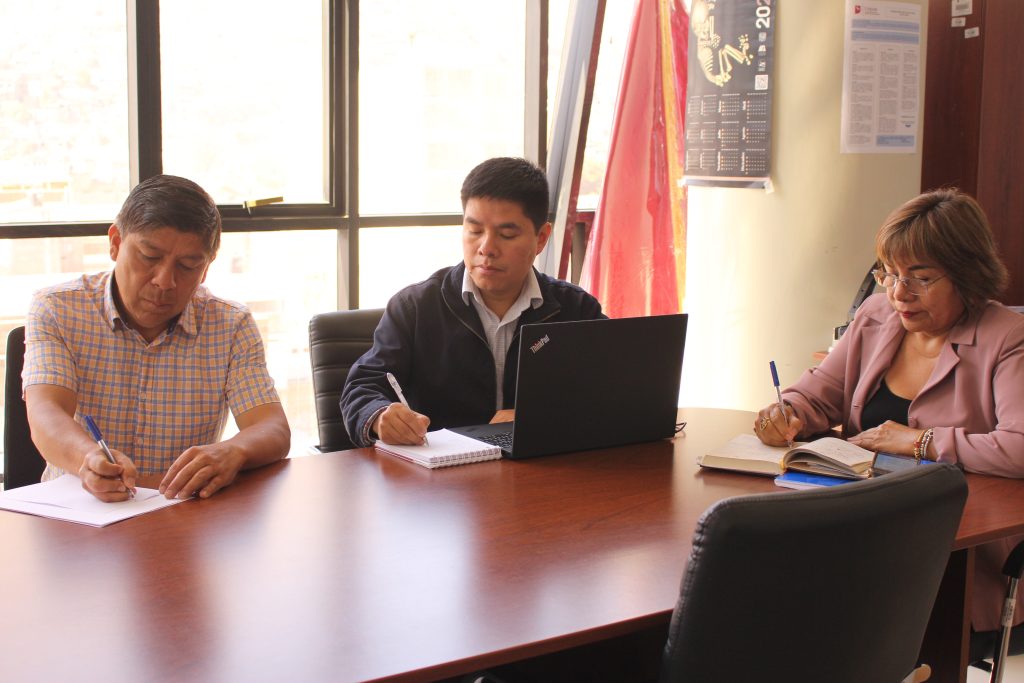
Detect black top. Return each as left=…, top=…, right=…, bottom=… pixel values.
left=861, top=378, right=911, bottom=430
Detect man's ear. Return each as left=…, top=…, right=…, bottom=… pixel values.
left=108, top=225, right=122, bottom=261
left=535, top=222, right=553, bottom=255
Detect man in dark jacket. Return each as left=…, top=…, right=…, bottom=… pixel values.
left=341, top=157, right=605, bottom=447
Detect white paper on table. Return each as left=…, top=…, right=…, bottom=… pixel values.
left=0, top=474, right=188, bottom=527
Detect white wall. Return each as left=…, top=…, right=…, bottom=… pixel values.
left=680, top=0, right=927, bottom=412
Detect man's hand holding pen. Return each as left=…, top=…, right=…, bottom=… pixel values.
left=376, top=372, right=430, bottom=446
left=375, top=403, right=431, bottom=446
left=78, top=446, right=138, bottom=502
left=81, top=415, right=138, bottom=502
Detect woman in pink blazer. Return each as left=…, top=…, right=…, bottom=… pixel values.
left=755, top=188, right=1024, bottom=658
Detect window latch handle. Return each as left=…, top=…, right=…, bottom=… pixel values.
left=242, top=196, right=284, bottom=215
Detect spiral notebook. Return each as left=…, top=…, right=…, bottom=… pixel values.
left=374, top=428, right=502, bottom=469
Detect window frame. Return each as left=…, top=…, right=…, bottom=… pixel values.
left=0, top=0, right=554, bottom=308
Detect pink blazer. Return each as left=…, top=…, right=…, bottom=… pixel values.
left=783, top=293, right=1024, bottom=631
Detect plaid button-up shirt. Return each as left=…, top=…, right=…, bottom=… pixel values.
left=24, top=271, right=280, bottom=479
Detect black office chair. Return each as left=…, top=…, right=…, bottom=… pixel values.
left=659, top=464, right=968, bottom=683
left=308, top=308, right=384, bottom=452
left=4, top=326, right=46, bottom=489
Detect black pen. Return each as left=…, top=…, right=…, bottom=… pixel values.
left=84, top=415, right=135, bottom=499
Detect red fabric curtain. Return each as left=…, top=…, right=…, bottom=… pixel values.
left=580, top=0, right=689, bottom=318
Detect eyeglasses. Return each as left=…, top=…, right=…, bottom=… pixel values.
left=871, top=269, right=947, bottom=297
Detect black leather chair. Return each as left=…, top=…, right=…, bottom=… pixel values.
left=4, top=326, right=46, bottom=489
left=660, top=463, right=968, bottom=683
left=308, top=308, right=384, bottom=453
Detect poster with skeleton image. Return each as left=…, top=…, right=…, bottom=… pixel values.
left=683, top=0, right=775, bottom=188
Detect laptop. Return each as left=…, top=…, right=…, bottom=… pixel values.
left=451, top=314, right=687, bottom=459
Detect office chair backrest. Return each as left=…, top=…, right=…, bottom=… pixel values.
left=4, top=326, right=46, bottom=489
left=308, top=308, right=384, bottom=452
left=660, top=463, right=968, bottom=683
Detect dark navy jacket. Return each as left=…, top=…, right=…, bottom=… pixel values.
left=340, top=263, right=605, bottom=446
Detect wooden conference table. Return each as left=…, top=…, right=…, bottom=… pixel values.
left=1, top=407, right=1022, bottom=683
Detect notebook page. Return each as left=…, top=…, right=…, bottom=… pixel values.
left=374, top=429, right=501, bottom=468
left=704, top=433, right=806, bottom=465
left=795, top=437, right=873, bottom=466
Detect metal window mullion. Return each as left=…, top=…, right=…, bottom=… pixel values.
left=357, top=214, right=463, bottom=229
left=525, top=0, right=549, bottom=167
left=127, top=0, right=162, bottom=187
left=342, top=0, right=360, bottom=310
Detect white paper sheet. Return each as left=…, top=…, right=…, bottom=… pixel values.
left=0, top=474, right=189, bottom=527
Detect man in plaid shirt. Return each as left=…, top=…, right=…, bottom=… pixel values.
left=23, top=175, right=290, bottom=502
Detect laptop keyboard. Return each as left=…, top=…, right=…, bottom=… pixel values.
left=475, top=430, right=514, bottom=452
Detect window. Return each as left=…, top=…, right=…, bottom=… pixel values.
left=160, top=1, right=329, bottom=205
left=548, top=0, right=633, bottom=210
left=0, top=235, right=111, bottom=470
left=1, top=1, right=622, bottom=463
left=0, top=232, right=336, bottom=456
left=206, top=231, right=337, bottom=449
left=358, top=226, right=460, bottom=308
left=577, top=1, right=633, bottom=209
left=359, top=2, right=526, bottom=215
left=0, top=1, right=129, bottom=224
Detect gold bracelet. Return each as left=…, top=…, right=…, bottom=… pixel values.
left=913, top=428, right=934, bottom=463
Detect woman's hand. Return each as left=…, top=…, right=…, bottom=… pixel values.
left=847, top=420, right=919, bottom=455
left=753, top=402, right=803, bottom=447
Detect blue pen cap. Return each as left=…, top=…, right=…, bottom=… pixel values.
left=769, top=360, right=780, bottom=387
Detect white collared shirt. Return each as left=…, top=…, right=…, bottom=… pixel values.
left=462, top=269, right=543, bottom=409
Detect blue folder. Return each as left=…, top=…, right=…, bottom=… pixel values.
left=774, top=471, right=854, bottom=490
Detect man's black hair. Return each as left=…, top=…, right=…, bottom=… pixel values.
left=460, top=157, right=549, bottom=232
left=115, top=174, right=222, bottom=254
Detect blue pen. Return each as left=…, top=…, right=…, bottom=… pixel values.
left=769, top=361, right=794, bottom=449
left=84, top=415, right=134, bottom=499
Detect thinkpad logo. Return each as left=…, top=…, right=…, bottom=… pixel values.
left=529, top=334, right=550, bottom=354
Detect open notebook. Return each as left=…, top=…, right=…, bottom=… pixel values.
left=374, top=428, right=502, bottom=469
